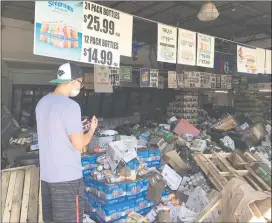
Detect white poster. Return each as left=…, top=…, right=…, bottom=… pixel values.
left=157, top=23, right=177, bottom=64
left=257, top=48, right=266, bottom=74
left=237, top=45, right=257, bottom=74
left=210, top=74, right=217, bottom=89
left=221, top=75, right=227, bottom=89
left=150, top=69, right=159, bottom=88
left=81, top=1, right=133, bottom=67
left=189, top=72, right=201, bottom=88
left=226, top=75, right=232, bottom=90
left=177, top=72, right=184, bottom=88
left=94, top=65, right=113, bottom=93
left=158, top=76, right=164, bottom=89
left=177, top=29, right=196, bottom=66
left=196, top=33, right=215, bottom=68
left=168, top=71, right=177, bottom=88
left=84, top=72, right=94, bottom=89
left=265, top=50, right=271, bottom=74
left=200, top=72, right=211, bottom=89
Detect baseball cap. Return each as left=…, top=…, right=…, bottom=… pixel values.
left=50, top=62, right=83, bottom=84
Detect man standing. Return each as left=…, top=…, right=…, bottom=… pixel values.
left=36, top=62, right=98, bottom=223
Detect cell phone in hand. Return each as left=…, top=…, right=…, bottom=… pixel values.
left=82, top=116, right=91, bottom=132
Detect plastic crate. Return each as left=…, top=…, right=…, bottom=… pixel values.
left=1, top=104, right=20, bottom=148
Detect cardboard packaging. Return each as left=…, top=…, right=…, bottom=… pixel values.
left=162, top=150, right=187, bottom=175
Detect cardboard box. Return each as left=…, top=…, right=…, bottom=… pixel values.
left=162, top=150, right=187, bottom=175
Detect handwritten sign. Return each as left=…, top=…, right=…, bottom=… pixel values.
left=177, top=28, right=196, bottom=66
left=157, top=23, right=177, bottom=63
left=196, top=33, right=215, bottom=68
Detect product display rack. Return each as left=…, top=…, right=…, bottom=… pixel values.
left=166, top=91, right=199, bottom=125
left=234, top=92, right=266, bottom=123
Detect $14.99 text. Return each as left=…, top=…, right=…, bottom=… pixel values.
left=83, top=48, right=114, bottom=66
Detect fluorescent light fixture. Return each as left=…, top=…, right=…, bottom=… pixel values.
left=215, top=90, right=228, bottom=93
left=259, top=89, right=271, bottom=92
left=197, top=2, right=220, bottom=21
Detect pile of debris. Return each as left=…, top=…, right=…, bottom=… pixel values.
left=82, top=108, right=271, bottom=223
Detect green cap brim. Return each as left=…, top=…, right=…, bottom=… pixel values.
left=49, top=79, right=72, bottom=84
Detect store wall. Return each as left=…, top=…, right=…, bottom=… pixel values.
left=1, top=17, right=158, bottom=68
left=1, top=62, right=13, bottom=110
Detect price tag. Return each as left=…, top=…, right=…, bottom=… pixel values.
left=110, top=68, right=120, bottom=86
left=150, top=69, right=159, bottom=88
left=81, top=1, right=132, bottom=67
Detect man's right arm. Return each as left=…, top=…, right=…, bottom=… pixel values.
left=69, top=126, right=95, bottom=151
left=64, top=102, right=96, bottom=151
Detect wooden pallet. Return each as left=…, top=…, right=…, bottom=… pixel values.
left=1, top=165, right=42, bottom=223
left=193, top=152, right=271, bottom=192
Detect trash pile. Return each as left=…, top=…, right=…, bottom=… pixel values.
left=82, top=107, right=271, bottom=222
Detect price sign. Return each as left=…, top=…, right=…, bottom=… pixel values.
left=81, top=2, right=132, bottom=67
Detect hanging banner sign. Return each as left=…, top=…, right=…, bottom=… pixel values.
left=150, top=69, right=159, bottom=88
left=110, top=68, right=120, bottom=86
left=168, top=71, right=177, bottom=88
left=140, top=68, right=150, bottom=87
left=120, top=66, right=132, bottom=82
left=237, top=45, right=257, bottom=74
left=81, top=1, right=133, bottom=67
left=34, top=1, right=83, bottom=61
left=177, top=29, right=196, bottom=66
left=214, top=52, right=234, bottom=74
left=196, top=33, right=215, bottom=68
left=265, top=50, right=271, bottom=74
left=256, top=48, right=266, bottom=74
left=34, top=1, right=133, bottom=66
left=157, top=23, right=177, bottom=64
left=94, top=65, right=113, bottom=93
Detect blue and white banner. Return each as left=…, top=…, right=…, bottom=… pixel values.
left=214, top=52, right=235, bottom=74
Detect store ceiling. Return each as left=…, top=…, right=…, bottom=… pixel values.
left=1, top=1, right=271, bottom=48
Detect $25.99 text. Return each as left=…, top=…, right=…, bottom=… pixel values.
left=83, top=48, right=115, bottom=66
left=84, top=14, right=120, bottom=37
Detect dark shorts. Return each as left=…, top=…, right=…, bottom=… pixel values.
left=41, top=178, right=84, bottom=223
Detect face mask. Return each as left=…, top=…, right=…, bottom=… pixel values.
left=70, top=89, right=80, bottom=97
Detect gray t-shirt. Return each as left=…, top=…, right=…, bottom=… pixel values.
left=36, top=94, right=83, bottom=183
